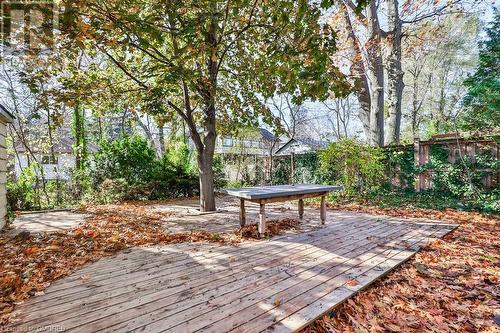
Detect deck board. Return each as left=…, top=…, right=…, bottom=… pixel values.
left=12, top=212, right=456, bottom=333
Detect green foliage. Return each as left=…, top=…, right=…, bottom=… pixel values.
left=88, top=135, right=200, bottom=202
left=376, top=143, right=499, bottom=213
left=212, top=154, right=228, bottom=190
left=420, top=144, right=499, bottom=200
left=267, top=153, right=320, bottom=185
left=293, top=153, right=320, bottom=184
left=461, top=11, right=500, bottom=131
left=86, top=178, right=129, bottom=204
left=166, top=141, right=192, bottom=174
left=357, top=189, right=499, bottom=214
left=319, top=139, right=385, bottom=196
left=7, top=164, right=91, bottom=212
left=71, top=105, right=87, bottom=170
left=271, top=157, right=292, bottom=185
left=6, top=163, right=40, bottom=211
left=382, top=146, right=415, bottom=190
left=91, top=135, right=157, bottom=186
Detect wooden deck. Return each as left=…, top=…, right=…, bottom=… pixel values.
left=12, top=214, right=456, bottom=333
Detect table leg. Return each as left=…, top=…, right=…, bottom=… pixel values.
left=298, top=199, right=304, bottom=219
left=320, top=195, right=326, bottom=224
left=259, top=202, right=266, bottom=237
left=239, top=198, right=246, bottom=227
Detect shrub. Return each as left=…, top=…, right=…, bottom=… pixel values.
left=381, top=146, right=415, bottom=190
left=91, top=135, right=157, bottom=187
left=419, top=144, right=500, bottom=203
left=85, top=178, right=129, bottom=204
left=7, top=163, right=41, bottom=211
left=88, top=135, right=201, bottom=201
left=319, top=139, right=385, bottom=196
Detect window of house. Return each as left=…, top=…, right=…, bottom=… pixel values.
left=222, top=137, right=233, bottom=147
left=41, top=155, right=58, bottom=164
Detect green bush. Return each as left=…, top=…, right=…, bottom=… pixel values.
left=319, top=139, right=385, bottom=196
left=381, top=146, right=415, bottom=190
left=416, top=144, right=500, bottom=211
left=7, top=163, right=90, bottom=211
left=91, top=135, right=157, bottom=186
left=213, top=154, right=228, bottom=189
left=84, top=178, right=129, bottom=204
left=88, top=135, right=200, bottom=202
left=6, top=163, right=40, bottom=211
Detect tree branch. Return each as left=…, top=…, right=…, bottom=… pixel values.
left=401, top=0, right=464, bottom=24
left=101, top=49, right=148, bottom=89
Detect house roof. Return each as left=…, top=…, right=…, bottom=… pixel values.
left=258, top=128, right=278, bottom=141
left=15, top=136, right=99, bottom=154
left=0, top=104, right=15, bottom=123
left=275, top=137, right=327, bottom=155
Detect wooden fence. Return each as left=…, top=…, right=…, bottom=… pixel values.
left=413, top=133, right=499, bottom=191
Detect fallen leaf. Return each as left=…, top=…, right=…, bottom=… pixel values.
left=346, top=278, right=359, bottom=287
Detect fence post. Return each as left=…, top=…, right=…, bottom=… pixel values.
left=414, top=137, right=421, bottom=192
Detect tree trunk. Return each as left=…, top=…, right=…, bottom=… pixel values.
left=196, top=3, right=218, bottom=212
left=198, top=146, right=216, bottom=212
left=73, top=104, right=86, bottom=170
left=385, top=0, right=404, bottom=145
left=341, top=4, right=371, bottom=138
left=412, top=76, right=419, bottom=137
left=158, top=123, right=165, bottom=157
left=98, top=116, right=104, bottom=141
left=366, top=1, right=385, bottom=146
left=47, top=109, right=57, bottom=206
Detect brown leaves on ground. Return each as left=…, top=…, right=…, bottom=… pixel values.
left=0, top=203, right=300, bottom=326
left=302, top=204, right=499, bottom=333
left=236, top=217, right=302, bottom=239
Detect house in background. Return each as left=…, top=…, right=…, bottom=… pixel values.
left=273, top=137, right=328, bottom=185
left=215, top=127, right=282, bottom=156
left=275, top=137, right=328, bottom=155
left=214, top=128, right=282, bottom=183
left=13, top=137, right=98, bottom=181
left=0, top=104, right=14, bottom=229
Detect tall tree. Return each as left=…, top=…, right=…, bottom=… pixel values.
left=268, top=94, right=311, bottom=139
left=400, top=14, right=480, bottom=139
left=336, top=0, right=478, bottom=145
left=338, top=0, right=385, bottom=146
left=60, top=0, right=350, bottom=211
left=385, top=0, right=403, bottom=145
left=461, top=11, right=500, bottom=131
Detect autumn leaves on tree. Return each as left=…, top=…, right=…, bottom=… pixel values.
left=57, top=0, right=351, bottom=211
left=334, top=0, right=474, bottom=146
left=19, top=0, right=492, bottom=212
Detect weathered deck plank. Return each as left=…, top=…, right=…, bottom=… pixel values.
left=12, top=212, right=456, bottom=333
left=98, top=221, right=409, bottom=332
left=22, top=216, right=381, bottom=325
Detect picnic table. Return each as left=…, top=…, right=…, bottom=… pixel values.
left=221, top=184, right=343, bottom=236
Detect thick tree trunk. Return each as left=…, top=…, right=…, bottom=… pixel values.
left=341, top=4, right=371, bottom=138
left=198, top=147, right=216, bottom=212
left=385, top=0, right=404, bottom=145
left=197, top=101, right=217, bottom=211
left=196, top=3, right=218, bottom=212
left=366, top=1, right=385, bottom=146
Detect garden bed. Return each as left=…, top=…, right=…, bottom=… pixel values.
left=302, top=204, right=499, bottom=333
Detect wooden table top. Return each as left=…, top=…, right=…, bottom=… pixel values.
left=220, top=184, right=343, bottom=200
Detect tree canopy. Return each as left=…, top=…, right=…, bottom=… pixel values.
left=461, top=11, right=500, bottom=131
left=55, top=0, right=351, bottom=210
